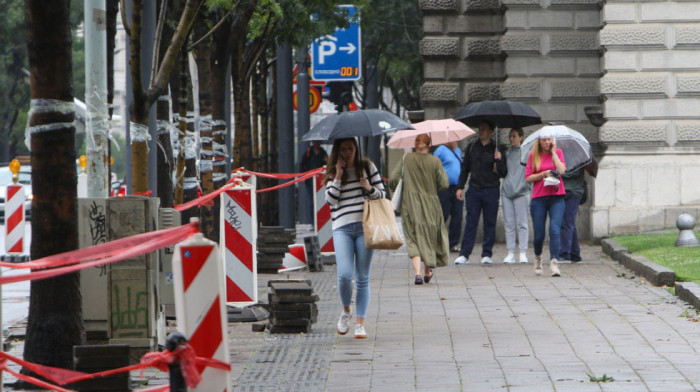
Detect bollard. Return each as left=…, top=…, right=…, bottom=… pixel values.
left=167, top=332, right=187, bottom=392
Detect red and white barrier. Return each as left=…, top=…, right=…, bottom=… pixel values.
left=313, top=172, right=334, bottom=254
left=5, top=184, right=25, bottom=254
left=220, top=181, right=257, bottom=306
left=172, top=233, right=231, bottom=392
left=279, top=244, right=307, bottom=272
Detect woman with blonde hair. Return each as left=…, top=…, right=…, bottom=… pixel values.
left=525, top=130, right=567, bottom=276
left=325, top=138, right=386, bottom=339
left=389, top=134, right=449, bottom=285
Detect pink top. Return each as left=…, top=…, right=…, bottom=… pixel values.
left=525, top=149, right=566, bottom=199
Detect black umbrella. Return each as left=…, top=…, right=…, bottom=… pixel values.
left=301, top=109, right=413, bottom=142
left=454, top=100, right=543, bottom=129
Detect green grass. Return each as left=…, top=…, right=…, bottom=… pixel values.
left=612, top=232, right=700, bottom=285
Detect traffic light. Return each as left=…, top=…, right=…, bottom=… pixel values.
left=325, top=81, right=354, bottom=112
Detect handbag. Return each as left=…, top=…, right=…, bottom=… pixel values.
left=390, top=155, right=406, bottom=213
left=363, top=198, right=404, bottom=250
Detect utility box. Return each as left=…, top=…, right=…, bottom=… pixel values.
left=78, top=196, right=163, bottom=350
left=158, top=208, right=181, bottom=319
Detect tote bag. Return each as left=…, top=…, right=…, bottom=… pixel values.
left=363, top=198, right=404, bottom=250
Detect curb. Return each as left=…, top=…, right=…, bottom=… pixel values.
left=600, top=238, right=676, bottom=287
left=675, top=282, right=700, bottom=310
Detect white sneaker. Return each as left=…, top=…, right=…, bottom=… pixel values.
left=534, top=255, right=542, bottom=275
left=519, top=252, right=529, bottom=264
left=454, top=256, right=469, bottom=265
left=481, top=256, right=493, bottom=264
left=337, top=309, right=352, bottom=335
left=503, top=253, right=515, bottom=264
left=354, top=324, right=367, bottom=339
left=550, top=258, right=561, bottom=277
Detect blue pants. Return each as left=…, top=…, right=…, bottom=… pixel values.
left=460, top=187, right=500, bottom=258
left=559, top=196, right=581, bottom=261
left=438, top=185, right=463, bottom=248
left=332, top=222, right=374, bottom=319
left=530, top=196, right=565, bottom=260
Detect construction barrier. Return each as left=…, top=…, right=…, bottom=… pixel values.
left=4, top=184, right=25, bottom=254
left=220, top=181, right=257, bottom=307
left=279, top=243, right=307, bottom=272
left=313, top=172, right=334, bottom=254
left=172, top=233, right=231, bottom=392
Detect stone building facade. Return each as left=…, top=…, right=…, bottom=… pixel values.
left=419, top=0, right=700, bottom=239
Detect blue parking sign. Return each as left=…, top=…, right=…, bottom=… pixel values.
left=311, top=5, right=361, bottom=82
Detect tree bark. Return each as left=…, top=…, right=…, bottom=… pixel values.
left=23, top=1, right=85, bottom=373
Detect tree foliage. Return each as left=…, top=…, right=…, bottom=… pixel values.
left=360, top=0, right=423, bottom=110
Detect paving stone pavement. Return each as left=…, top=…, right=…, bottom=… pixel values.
left=230, top=227, right=700, bottom=392
left=4, top=225, right=700, bottom=392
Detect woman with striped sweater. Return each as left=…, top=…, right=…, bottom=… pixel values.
left=324, top=137, right=386, bottom=339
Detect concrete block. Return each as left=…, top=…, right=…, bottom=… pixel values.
left=500, top=79, right=542, bottom=99
left=676, top=120, right=700, bottom=141
left=462, top=83, right=502, bottom=102
left=600, top=238, right=628, bottom=259
left=465, top=0, right=503, bottom=11
left=423, top=106, right=448, bottom=121
left=675, top=282, right=700, bottom=311
left=550, top=79, right=600, bottom=99
left=591, top=207, right=610, bottom=238
left=421, top=83, right=460, bottom=103
left=676, top=74, right=700, bottom=96
left=594, top=168, right=615, bottom=206
left=447, top=60, right=505, bottom=80
left=598, top=120, right=667, bottom=142
left=676, top=26, right=700, bottom=47
left=422, top=16, right=444, bottom=34
left=642, top=98, right=700, bottom=119
left=638, top=207, right=665, bottom=232
left=631, top=167, right=648, bottom=206
left=464, top=38, right=502, bottom=57
left=506, top=57, right=576, bottom=76
left=649, top=166, right=680, bottom=206
left=640, top=3, right=700, bottom=22
left=609, top=208, right=640, bottom=234
left=444, top=15, right=469, bottom=34
left=502, top=0, right=540, bottom=7
left=419, top=0, right=459, bottom=12
left=502, top=33, right=541, bottom=53
left=642, top=50, right=700, bottom=71
left=551, top=0, right=600, bottom=7
left=420, top=38, right=460, bottom=57
left=615, top=167, right=633, bottom=205
left=623, top=254, right=676, bottom=287
left=600, top=24, right=666, bottom=47
left=576, top=56, right=603, bottom=76
left=575, top=10, right=604, bottom=29
left=549, top=32, right=600, bottom=53
left=601, top=73, right=668, bottom=96
left=424, top=60, right=447, bottom=79
left=602, top=4, right=637, bottom=23
left=530, top=10, right=577, bottom=29
left=603, top=100, right=641, bottom=120
left=504, top=10, right=528, bottom=29
left=603, top=52, right=638, bottom=72
left=681, top=166, right=700, bottom=204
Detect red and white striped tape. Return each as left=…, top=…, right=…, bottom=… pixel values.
left=5, top=184, right=25, bottom=254
left=279, top=244, right=307, bottom=272
left=172, top=233, right=231, bottom=392
left=220, top=183, right=257, bottom=306
left=313, top=172, right=334, bottom=254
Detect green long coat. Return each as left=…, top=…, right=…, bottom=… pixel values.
left=389, top=152, right=450, bottom=267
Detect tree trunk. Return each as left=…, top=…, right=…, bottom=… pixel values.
left=193, top=15, right=214, bottom=239
left=23, top=1, right=85, bottom=373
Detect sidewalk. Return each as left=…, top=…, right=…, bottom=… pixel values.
left=231, top=229, right=700, bottom=392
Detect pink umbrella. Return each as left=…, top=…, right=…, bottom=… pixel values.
left=387, top=119, right=475, bottom=149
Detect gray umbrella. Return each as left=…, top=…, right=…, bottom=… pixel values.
left=301, top=109, right=413, bottom=142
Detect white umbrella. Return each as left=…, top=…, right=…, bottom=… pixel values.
left=520, top=124, right=592, bottom=172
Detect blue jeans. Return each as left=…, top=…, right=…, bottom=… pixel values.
left=333, top=222, right=374, bottom=319
left=559, top=196, right=581, bottom=261
left=438, top=185, right=463, bottom=248
left=460, top=187, right=500, bottom=258
left=530, top=196, right=565, bottom=260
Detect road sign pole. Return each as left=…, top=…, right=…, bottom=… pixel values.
left=296, top=47, right=311, bottom=224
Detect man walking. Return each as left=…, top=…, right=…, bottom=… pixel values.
left=300, top=141, right=328, bottom=223
left=434, top=141, right=463, bottom=252
left=559, top=154, right=598, bottom=262
left=454, top=120, right=507, bottom=264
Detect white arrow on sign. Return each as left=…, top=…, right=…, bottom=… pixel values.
left=339, top=42, right=356, bottom=55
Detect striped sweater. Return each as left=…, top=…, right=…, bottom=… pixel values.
left=324, top=162, right=386, bottom=230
